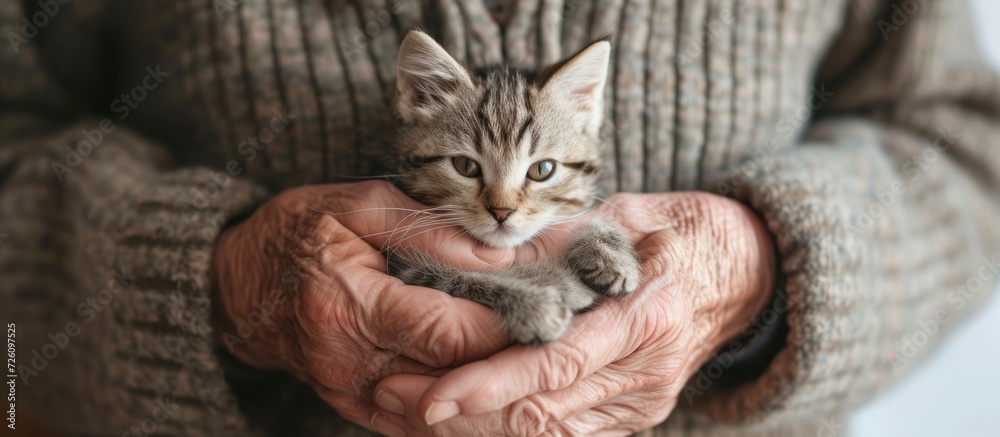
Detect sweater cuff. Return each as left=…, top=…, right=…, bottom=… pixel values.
left=699, top=287, right=789, bottom=390
left=106, top=169, right=272, bottom=435
left=4, top=122, right=273, bottom=435
left=679, top=133, right=866, bottom=424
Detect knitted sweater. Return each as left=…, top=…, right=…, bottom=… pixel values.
left=2, top=0, right=998, bottom=435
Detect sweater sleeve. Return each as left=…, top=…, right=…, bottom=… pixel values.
left=0, top=2, right=269, bottom=436
left=677, top=0, right=1000, bottom=426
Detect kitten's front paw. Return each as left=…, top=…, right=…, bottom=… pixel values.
left=506, top=289, right=573, bottom=346
left=567, top=221, right=641, bottom=297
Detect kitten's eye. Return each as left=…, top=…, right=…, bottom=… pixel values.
left=527, top=160, right=556, bottom=182
left=452, top=157, right=481, bottom=177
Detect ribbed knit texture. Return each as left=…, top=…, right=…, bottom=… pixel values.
left=2, top=0, right=998, bottom=436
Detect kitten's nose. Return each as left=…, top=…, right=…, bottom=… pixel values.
left=486, top=207, right=516, bottom=224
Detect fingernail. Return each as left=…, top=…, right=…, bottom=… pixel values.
left=374, top=388, right=406, bottom=415
left=424, top=401, right=460, bottom=425
left=371, top=412, right=406, bottom=437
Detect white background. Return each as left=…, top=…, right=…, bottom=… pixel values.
left=850, top=1, right=1000, bottom=435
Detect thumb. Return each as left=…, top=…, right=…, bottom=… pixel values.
left=375, top=374, right=439, bottom=431
left=373, top=374, right=498, bottom=435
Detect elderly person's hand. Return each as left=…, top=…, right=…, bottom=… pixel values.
left=362, top=192, right=777, bottom=436
left=210, top=181, right=542, bottom=425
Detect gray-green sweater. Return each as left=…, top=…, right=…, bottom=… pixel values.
left=1, top=0, right=999, bottom=435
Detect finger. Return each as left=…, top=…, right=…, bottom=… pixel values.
left=409, top=226, right=694, bottom=426
left=313, top=387, right=425, bottom=437
left=363, top=222, right=680, bottom=393
left=312, top=387, right=373, bottom=430
left=316, top=381, right=483, bottom=437
left=548, top=396, right=674, bottom=437
left=363, top=278, right=512, bottom=367
left=374, top=375, right=451, bottom=434
left=407, top=303, right=640, bottom=425
left=375, top=373, right=435, bottom=419
left=300, top=213, right=510, bottom=368
left=377, top=367, right=642, bottom=436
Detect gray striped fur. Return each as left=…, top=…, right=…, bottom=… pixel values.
left=388, top=31, right=639, bottom=344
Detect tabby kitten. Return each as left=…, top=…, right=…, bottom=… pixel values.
left=388, top=31, right=640, bottom=344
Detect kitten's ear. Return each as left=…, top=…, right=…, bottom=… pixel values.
left=541, top=40, right=610, bottom=136
left=395, top=31, right=474, bottom=121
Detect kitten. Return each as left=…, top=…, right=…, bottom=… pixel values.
left=388, top=31, right=640, bottom=345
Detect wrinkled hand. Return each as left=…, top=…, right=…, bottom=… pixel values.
left=210, top=181, right=547, bottom=425
left=359, top=192, right=777, bottom=436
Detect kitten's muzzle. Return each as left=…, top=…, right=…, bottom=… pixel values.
left=486, top=206, right=516, bottom=224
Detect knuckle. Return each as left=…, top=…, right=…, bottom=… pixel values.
left=505, top=396, right=556, bottom=437
left=294, top=278, right=344, bottom=329
left=414, top=298, right=465, bottom=366
left=298, top=347, right=342, bottom=387
left=541, top=341, right=591, bottom=391
left=648, top=371, right=679, bottom=395
left=631, top=399, right=674, bottom=432
left=640, top=359, right=685, bottom=397
left=547, top=410, right=606, bottom=436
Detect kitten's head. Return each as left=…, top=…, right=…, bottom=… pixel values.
left=392, top=31, right=610, bottom=248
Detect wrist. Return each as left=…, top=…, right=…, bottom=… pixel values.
left=210, top=226, right=241, bottom=348
left=210, top=213, right=294, bottom=372
left=687, top=199, right=777, bottom=367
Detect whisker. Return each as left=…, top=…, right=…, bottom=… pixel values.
left=328, top=173, right=405, bottom=180
left=547, top=209, right=593, bottom=225
left=384, top=224, right=454, bottom=268
left=382, top=207, right=460, bottom=247
left=354, top=217, right=457, bottom=242
left=383, top=214, right=445, bottom=251
left=593, top=196, right=625, bottom=215
left=288, top=192, right=464, bottom=218
left=380, top=206, right=466, bottom=254
left=441, top=228, right=470, bottom=247
left=384, top=222, right=461, bottom=257
left=386, top=219, right=462, bottom=249
left=283, top=194, right=479, bottom=262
